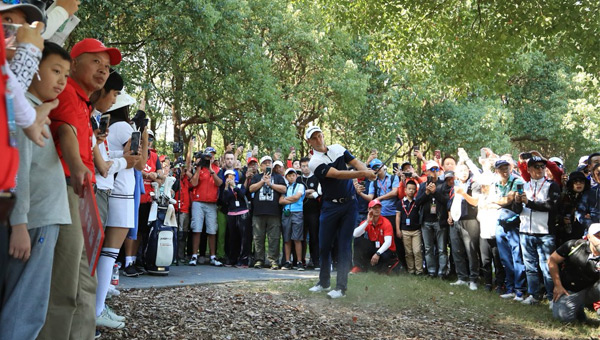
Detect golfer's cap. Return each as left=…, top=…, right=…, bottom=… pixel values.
left=247, top=157, right=258, bottom=164
left=259, top=156, right=272, bottom=164
left=527, top=156, right=547, bottom=167
left=305, top=126, right=322, bottom=140
left=494, top=159, right=510, bottom=169
left=70, top=38, right=122, bottom=65
left=426, top=161, right=439, bottom=171
left=579, top=156, right=589, bottom=166
left=284, top=168, right=296, bottom=176
left=224, top=170, right=236, bottom=177
left=549, top=157, right=564, bottom=167
left=273, top=160, right=284, bottom=168
left=588, top=224, right=600, bottom=237
left=147, top=130, right=155, bottom=137
left=368, top=199, right=382, bottom=209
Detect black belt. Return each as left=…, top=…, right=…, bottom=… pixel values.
left=327, top=196, right=355, bottom=204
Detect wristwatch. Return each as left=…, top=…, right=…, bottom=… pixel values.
left=376, top=251, right=382, bottom=256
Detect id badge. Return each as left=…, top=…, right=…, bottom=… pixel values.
left=430, top=203, right=437, bottom=214
left=235, top=201, right=240, bottom=207
left=375, top=241, right=380, bottom=248
left=5, top=91, right=17, bottom=147
left=406, top=218, right=411, bottom=226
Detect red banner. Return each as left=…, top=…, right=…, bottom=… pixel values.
left=79, top=177, right=104, bottom=276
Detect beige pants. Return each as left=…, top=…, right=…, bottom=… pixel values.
left=402, top=229, right=423, bottom=275
left=38, top=185, right=97, bottom=340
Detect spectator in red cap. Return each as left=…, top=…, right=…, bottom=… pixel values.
left=39, top=38, right=121, bottom=340
left=352, top=199, right=399, bottom=274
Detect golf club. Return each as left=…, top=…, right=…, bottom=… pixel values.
left=375, top=135, right=403, bottom=175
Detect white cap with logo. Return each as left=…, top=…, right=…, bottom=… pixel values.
left=305, top=126, right=322, bottom=140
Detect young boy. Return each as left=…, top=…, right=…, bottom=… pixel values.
left=395, top=180, right=423, bottom=275
left=0, top=41, right=71, bottom=339
left=279, top=168, right=305, bottom=270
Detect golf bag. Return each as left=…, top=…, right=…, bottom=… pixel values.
left=145, top=176, right=178, bottom=275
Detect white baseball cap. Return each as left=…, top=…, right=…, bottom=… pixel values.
left=273, top=160, right=284, bottom=168
left=224, top=170, right=236, bottom=177
left=259, top=156, right=272, bottom=164
left=284, top=168, right=297, bottom=176
left=107, top=91, right=135, bottom=112
left=426, top=161, right=439, bottom=171
left=589, top=224, right=600, bottom=237
left=305, top=126, right=322, bottom=140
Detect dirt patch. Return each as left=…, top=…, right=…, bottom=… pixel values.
left=100, top=282, right=551, bottom=339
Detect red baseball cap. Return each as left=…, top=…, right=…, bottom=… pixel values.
left=368, top=199, right=382, bottom=209
left=70, top=39, right=122, bottom=65
left=247, top=157, right=258, bottom=164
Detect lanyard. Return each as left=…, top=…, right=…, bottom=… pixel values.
left=449, top=187, right=455, bottom=200
left=377, top=176, right=388, bottom=192
left=531, top=178, right=547, bottom=200
left=103, top=139, right=110, bottom=157
left=402, top=199, right=415, bottom=216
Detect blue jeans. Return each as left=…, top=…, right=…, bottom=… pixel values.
left=495, top=225, right=526, bottom=293
left=318, top=199, right=358, bottom=292
left=421, top=221, right=448, bottom=276
left=520, top=233, right=555, bottom=300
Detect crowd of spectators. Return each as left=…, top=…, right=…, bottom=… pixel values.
left=1, top=1, right=600, bottom=339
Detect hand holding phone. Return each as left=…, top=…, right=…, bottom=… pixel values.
left=99, top=114, right=110, bottom=135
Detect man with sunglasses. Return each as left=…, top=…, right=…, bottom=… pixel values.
left=549, top=223, right=600, bottom=322
left=514, top=156, right=561, bottom=306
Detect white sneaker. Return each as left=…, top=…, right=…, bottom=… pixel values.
left=210, top=257, right=223, bottom=267
left=189, top=255, right=198, bottom=266
left=513, top=292, right=524, bottom=302
left=521, top=295, right=539, bottom=305
left=450, top=279, right=468, bottom=286
left=549, top=301, right=554, bottom=310
left=96, top=308, right=125, bottom=329
left=327, top=289, right=346, bottom=299
left=500, top=292, right=516, bottom=299
left=469, top=282, right=478, bottom=291
left=308, top=284, right=331, bottom=293
left=104, top=305, right=126, bottom=322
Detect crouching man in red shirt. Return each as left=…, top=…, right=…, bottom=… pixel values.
left=352, top=199, right=400, bottom=274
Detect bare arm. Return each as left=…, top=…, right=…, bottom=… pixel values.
left=57, top=124, right=91, bottom=195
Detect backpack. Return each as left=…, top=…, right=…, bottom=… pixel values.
left=373, top=174, right=396, bottom=198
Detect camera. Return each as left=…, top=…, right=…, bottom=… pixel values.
left=172, top=141, right=183, bottom=154
left=403, top=172, right=413, bottom=178
left=194, top=152, right=211, bottom=168
left=131, top=110, right=148, bottom=132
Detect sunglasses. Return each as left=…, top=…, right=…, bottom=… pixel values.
left=2, top=0, right=22, bottom=3
left=531, top=164, right=546, bottom=170
left=429, top=167, right=439, bottom=172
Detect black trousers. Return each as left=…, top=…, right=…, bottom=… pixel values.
left=225, top=213, right=249, bottom=265
left=353, top=236, right=398, bottom=273
left=480, top=237, right=505, bottom=287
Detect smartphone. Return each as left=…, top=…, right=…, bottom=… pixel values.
left=403, top=172, right=413, bottom=178
left=480, top=148, right=487, bottom=159
left=265, top=167, right=272, bottom=175
left=427, top=175, right=434, bottom=184
left=520, top=152, right=532, bottom=160
left=392, top=162, right=399, bottom=172
left=516, top=183, right=524, bottom=195
left=435, top=150, right=441, bottom=159
left=413, top=146, right=420, bottom=151
left=130, top=131, right=141, bottom=155
left=137, top=118, right=149, bottom=132
left=99, top=114, right=110, bottom=134
left=290, top=146, right=296, bottom=152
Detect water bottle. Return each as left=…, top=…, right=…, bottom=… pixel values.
left=111, top=263, right=119, bottom=286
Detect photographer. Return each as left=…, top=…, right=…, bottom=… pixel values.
left=249, top=156, right=286, bottom=269
left=396, top=161, right=424, bottom=200
left=549, top=223, right=600, bottom=322
left=189, top=147, right=223, bottom=266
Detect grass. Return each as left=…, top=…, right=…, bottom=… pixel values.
left=273, top=272, right=600, bottom=339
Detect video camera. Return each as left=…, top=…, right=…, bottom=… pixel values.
left=194, top=152, right=211, bottom=168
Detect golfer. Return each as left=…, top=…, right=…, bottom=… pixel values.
left=305, top=126, right=376, bottom=298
